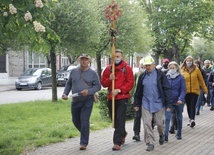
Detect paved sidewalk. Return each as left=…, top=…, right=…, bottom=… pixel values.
left=25, top=105, right=214, bottom=155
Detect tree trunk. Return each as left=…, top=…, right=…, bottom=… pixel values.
left=50, top=45, right=58, bottom=102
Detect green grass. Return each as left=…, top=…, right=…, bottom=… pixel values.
left=0, top=100, right=111, bottom=155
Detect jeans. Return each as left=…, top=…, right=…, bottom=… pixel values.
left=211, top=95, right=214, bottom=107
left=207, top=87, right=213, bottom=105
left=71, top=97, right=94, bottom=146
left=196, top=89, right=204, bottom=112
left=108, top=99, right=128, bottom=145
left=165, top=104, right=184, bottom=137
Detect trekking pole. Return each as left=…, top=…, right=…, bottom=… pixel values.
left=104, top=0, right=121, bottom=128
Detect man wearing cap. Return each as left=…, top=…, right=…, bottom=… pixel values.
left=62, top=54, right=101, bottom=150
left=133, top=55, right=172, bottom=151
left=101, top=49, right=134, bottom=151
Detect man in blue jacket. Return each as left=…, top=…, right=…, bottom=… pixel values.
left=133, top=55, right=172, bottom=151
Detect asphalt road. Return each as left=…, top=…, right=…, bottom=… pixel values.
left=0, top=86, right=67, bottom=104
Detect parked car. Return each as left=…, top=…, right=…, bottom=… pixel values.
left=56, top=65, right=77, bottom=86
left=57, top=65, right=70, bottom=73
left=15, top=68, right=52, bottom=90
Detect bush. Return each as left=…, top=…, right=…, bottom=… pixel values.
left=98, top=89, right=134, bottom=120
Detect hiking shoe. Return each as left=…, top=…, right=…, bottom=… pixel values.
left=210, top=107, right=214, bottom=111
left=121, top=132, right=128, bottom=144
left=190, top=120, right=196, bottom=128
left=146, top=144, right=154, bottom=151
left=159, top=135, right=164, bottom=145
left=79, top=145, right=87, bottom=150
left=132, top=134, right=140, bottom=141
left=112, top=145, right=121, bottom=151
left=169, top=129, right=175, bottom=134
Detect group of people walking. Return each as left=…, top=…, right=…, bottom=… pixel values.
left=61, top=50, right=214, bottom=152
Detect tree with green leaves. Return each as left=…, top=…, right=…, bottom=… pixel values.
left=139, top=0, right=214, bottom=63
left=95, top=0, right=153, bottom=78
left=191, top=37, right=214, bottom=61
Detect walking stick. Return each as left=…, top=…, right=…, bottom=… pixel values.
left=104, top=1, right=121, bottom=128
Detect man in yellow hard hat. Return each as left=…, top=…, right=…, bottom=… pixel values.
left=133, top=55, right=172, bottom=151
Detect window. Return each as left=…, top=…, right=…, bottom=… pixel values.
left=27, top=52, right=46, bottom=68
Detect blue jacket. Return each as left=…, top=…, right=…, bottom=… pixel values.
left=133, top=69, right=172, bottom=108
left=167, top=74, right=186, bottom=104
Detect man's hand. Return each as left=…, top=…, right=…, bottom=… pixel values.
left=81, top=89, right=88, bottom=96
left=110, top=73, right=115, bottom=80
left=166, top=107, right=171, bottom=112
left=177, top=100, right=182, bottom=105
left=111, top=89, right=120, bottom=97
left=62, top=94, right=68, bottom=100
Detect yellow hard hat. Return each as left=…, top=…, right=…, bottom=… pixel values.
left=143, top=55, right=155, bottom=65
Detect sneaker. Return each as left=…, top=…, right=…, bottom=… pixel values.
left=112, top=145, right=121, bottom=151
left=159, top=135, right=164, bottom=145
left=187, top=120, right=191, bottom=126
left=79, top=145, right=87, bottom=150
left=196, top=111, right=200, bottom=115
left=190, top=120, right=196, bottom=128
left=132, top=134, right=140, bottom=141
left=146, top=144, right=154, bottom=151
left=210, top=107, right=214, bottom=111
left=121, top=132, right=128, bottom=145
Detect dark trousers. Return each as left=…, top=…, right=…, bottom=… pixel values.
left=185, top=93, right=198, bottom=120
left=71, top=97, right=94, bottom=146
left=133, top=106, right=142, bottom=135
left=170, top=108, right=177, bottom=130
left=108, top=99, right=127, bottom=145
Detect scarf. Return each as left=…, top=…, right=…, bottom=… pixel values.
left=167, top=72, right=180, bottom=79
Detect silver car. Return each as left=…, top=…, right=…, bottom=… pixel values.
left=15, top=68, right=52, bottom=90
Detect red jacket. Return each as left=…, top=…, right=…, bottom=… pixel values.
left=101, top=60, right=134, bottom=100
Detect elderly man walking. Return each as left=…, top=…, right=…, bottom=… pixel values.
left=133, top=55, right=172, bottom=151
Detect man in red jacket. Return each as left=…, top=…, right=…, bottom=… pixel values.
left=101, top=49, right=134, bottom=151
